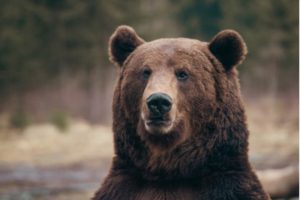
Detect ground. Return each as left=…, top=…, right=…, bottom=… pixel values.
left=0, top=97, right=298, bottom=200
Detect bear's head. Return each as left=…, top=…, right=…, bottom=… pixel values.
left=109, top=25, right=248, bottom=179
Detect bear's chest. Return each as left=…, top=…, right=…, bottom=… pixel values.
left=134, top=186, right=200, bottom=200
left=132, top=178, right=228, bottom=200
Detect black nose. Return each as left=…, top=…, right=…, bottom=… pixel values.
left=146, top=93, right=172, bottom=116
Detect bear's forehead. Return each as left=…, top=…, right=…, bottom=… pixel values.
left=128, top=38, right=209, bottom=67
left=138, top=38, right=206, bottom=55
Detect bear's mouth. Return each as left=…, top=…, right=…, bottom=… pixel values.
left=143, top=115, right=174, bottom=134
left=146, top=116, right=172, bottom=127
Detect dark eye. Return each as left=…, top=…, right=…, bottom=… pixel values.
left=176, top=70, right=188, bottom=81
left=143, top=68, right=151, bottom=79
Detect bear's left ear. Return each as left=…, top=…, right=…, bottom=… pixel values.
left=209, top=30, right=247, bottom=71
left=109, top=25, right=145, bottom=67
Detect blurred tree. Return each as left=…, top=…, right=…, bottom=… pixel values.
left=0, top=0, right=143, bottom=96
left=170, top=0, right=222, bottom=39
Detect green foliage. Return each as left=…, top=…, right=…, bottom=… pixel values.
left=171, top=0, right=222, bottom=39
left=50, top=112, right=69, bottom=132
left=0, top=0, right=142, bottom=96
left=9, top=111, right=31, bottom=130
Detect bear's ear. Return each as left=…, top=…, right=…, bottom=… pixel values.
left=109, top=25, right=145, bottom=67
left=208, top=30, right=247, bottom=71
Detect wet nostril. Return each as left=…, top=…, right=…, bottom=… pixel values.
left=149, top=104, right=159, bottom=113
left=161, top=98, right=171, bottom=107
left=146, top=93, right=172, bottom=115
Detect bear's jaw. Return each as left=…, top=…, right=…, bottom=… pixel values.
left=137, top=118, right=187, bottom=151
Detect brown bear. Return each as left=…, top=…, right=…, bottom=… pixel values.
left=93, top=25, right=270, bottom=200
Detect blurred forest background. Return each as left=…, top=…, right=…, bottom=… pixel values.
left=0, top=0, right=298, bottom=199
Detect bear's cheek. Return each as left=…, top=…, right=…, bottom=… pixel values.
left=177, top=77, right=216, bottom=132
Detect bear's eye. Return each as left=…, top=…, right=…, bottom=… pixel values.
left=176, top=70, right=188, bottom=81
left=142, top=68, right=151, bottom=79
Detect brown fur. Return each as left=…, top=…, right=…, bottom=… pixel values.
left=93, top=25, right=270, bottom=200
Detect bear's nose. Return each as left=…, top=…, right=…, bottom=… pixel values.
left=146, top=93, right=172, bottom=116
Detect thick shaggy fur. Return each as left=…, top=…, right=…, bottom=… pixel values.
left=93, top=25, right=270, bottom=200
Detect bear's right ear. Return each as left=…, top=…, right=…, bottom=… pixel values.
left=109, top=25, right=145, bottom=67
left=208, top=30, right=247, bottom=71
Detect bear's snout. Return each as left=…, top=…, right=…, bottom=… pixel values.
left=146, top=93, right=172, bottom=117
